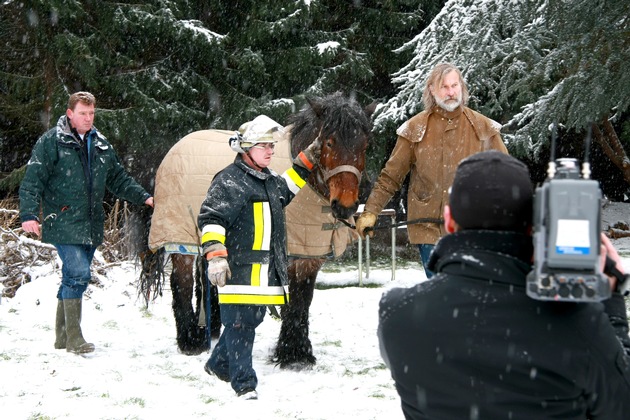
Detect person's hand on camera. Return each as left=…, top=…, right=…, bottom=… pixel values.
left=600, top=233, right=626, bottom=292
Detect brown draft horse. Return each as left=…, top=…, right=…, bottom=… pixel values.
left=141, top=92, right=374, bottom=368
left=272, top=93, right=373, bottom=368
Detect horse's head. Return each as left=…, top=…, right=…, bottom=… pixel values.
left=289, top=92, right=375, bottom=220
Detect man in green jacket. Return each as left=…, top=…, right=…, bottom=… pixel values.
left=19, top=91, right=153, bottom=354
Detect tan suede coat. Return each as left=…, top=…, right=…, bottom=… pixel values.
left=364, top=106, right=507, bottom=244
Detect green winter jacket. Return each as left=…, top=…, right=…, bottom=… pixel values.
left=19, top=115, right=150, bottom=246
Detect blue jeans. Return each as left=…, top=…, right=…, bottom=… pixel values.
left=54, top=244, right=97, bottom=300
left=208, top=304, right=266, bottom=393
left=418, top=244, right=435, bottom=279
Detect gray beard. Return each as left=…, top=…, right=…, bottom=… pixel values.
left=436, top=97, right=462, bottom=112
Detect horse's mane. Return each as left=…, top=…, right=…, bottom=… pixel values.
left=287, top=92, right=371, bottom=155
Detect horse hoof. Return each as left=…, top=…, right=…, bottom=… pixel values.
left=178, top=346, right=207, bottom=356
left=272, top=353, right=317, bottom=370
left=278, top=360, right=316, bottom=371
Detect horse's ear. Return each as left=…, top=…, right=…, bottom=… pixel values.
left=364, top=100, right=379, bottom=119
left=306, top=96, right=324, bottom=119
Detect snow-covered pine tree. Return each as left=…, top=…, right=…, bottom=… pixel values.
left=1, top=0, right=441, bottom=191
left=374, top=0, right=630, bottom=191
left=0, top=0, right=226, bottom=184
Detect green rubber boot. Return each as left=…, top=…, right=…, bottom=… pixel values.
left=54, top=300, right=66, bottom=349
left=64, top=298, right=95, bottom=354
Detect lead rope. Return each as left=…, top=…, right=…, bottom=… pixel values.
left=336, top=216, right=444, bottom=232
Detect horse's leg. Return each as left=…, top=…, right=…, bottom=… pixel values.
left=170, top=254, right=208, bottom=355
left=273, top=257, right=325, bottom=369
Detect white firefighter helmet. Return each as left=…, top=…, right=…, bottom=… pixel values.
left=228, top=115, right=285, bottom=153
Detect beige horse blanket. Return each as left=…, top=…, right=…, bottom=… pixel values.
left=148, top=129, right=356, bottom=258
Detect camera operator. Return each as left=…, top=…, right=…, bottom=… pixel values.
left=378, top=151, right=630, bottom=419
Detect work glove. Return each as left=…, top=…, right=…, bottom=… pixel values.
left=206, top=257, right=231, bottom=287
left=294, top=136, right=323, bottom=170
left=355, top=211, right=377, bottom=239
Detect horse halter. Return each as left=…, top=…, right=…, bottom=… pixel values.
left=316, top=129, right=363, bottom=184
left=320, top=164, right=362, bottom=183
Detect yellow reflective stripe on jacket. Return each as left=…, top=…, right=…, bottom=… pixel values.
left=282, top=167, right=307, bottom=194
left=201, top=224, right=226, bottom=245
left=252, top=202, right=271, bottom=251
left=251, top=263, right=261, bottom=287
left=249, top=263, right=271, bottom=287
left=217, top=284, right=287, bottom=305
left=251, top=202, right=271, bottom=287
left=219, top=294, right=287, bottom=305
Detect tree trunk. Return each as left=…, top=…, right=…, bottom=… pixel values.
left=592, top=118, right=630, bottom=186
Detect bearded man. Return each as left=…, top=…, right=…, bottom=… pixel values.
left=356, top=62, right=508, bottom=278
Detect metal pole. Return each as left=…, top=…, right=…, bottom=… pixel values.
left=391, top=214, right=396, bottom=281
left=357, top=236, right=363, bottom=286
left=366, top=235, right=371, bottom=279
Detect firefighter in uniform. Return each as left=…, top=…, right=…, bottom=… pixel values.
left=198, top=115, right=321, bottom=400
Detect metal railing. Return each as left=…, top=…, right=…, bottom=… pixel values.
left=356, top=209, right=397, bottom=286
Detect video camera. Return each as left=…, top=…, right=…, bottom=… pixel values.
left=526, top=125, right=611, bottom=302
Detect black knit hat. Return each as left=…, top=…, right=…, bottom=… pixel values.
left=449, top=151, right=534, bottom=232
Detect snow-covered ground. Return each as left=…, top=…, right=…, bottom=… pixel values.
left=1, top=201, right=629, bottom=420
left=1, top=256, right=423, bottom=420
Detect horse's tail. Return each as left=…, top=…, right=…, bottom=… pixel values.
left=138, top=247, right=167, bottom=308
left=127, top=204, right=167, bottom=308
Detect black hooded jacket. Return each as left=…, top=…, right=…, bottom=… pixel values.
left=378, top=230, right=630, bottom=419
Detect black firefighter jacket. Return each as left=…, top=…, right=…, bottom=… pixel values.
left=197, top=154, right=310, bottom=306
left=378, top=230, right=630, bottom=420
